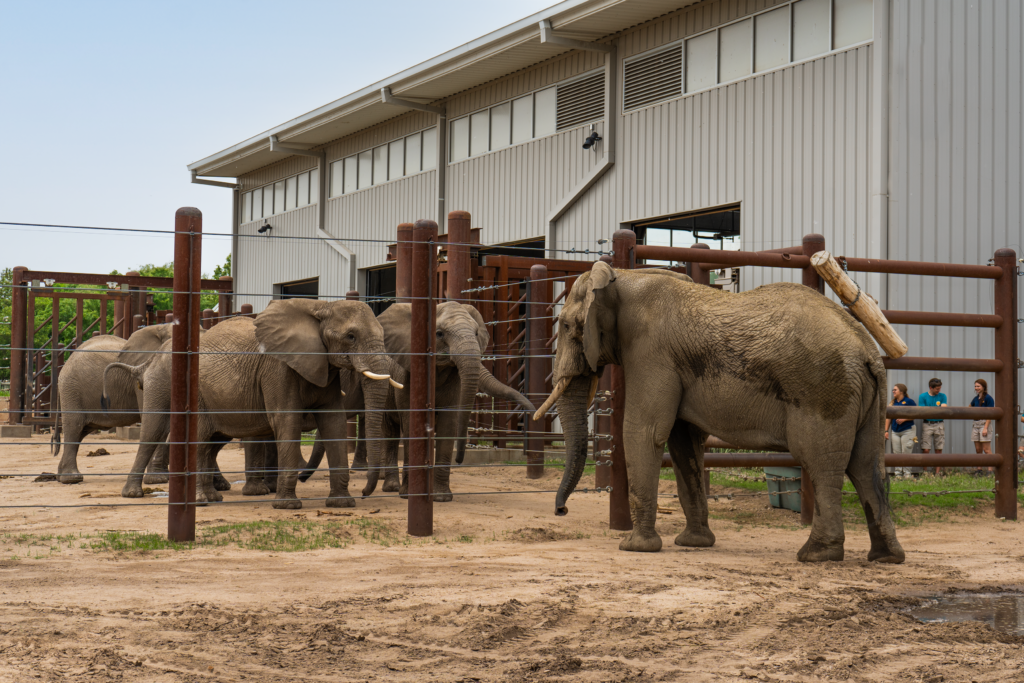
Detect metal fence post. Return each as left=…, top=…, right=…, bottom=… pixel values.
left=993, top=248, right=1018, bottom=520
left=526, top=264, right=549, bottom=479
left=202, top=309, right=214, bottom=330
left=609, top=229, right=636, bottom=530
left=446, top=211, right=472, bottom=302
left=218, top=276, right=234, bottom=323
left=409, top=219, right=437, bottom=537
left=346, top=289, right=361, bottom=442
left=799, top=233, right=826, bottom=526
left=168, top=207, right=202, bottom=542
left=396, top=223, right=415, bottom=304
left=240, top=303, right=254, bottom=318
left=9, top=266, right=27, bottom=425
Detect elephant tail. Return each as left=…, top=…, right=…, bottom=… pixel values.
left=298, top=436, right=325, bottom=482
left=101, top=362, right=143, bottom=413
left=865, top=357, right=891, bottom=513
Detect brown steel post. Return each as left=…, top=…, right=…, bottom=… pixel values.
left=168, top=207, right=202, bottom=542
left=609, top=229, right=636, bottom=530
left=993, top=248, right=1018, bottom=520
left=346, top=289, right=361, bottom=441
left=396, top=223, right=414, bottom=304
left=218, top=276, right=234, bottom=323
left=125, top=271, right=142, bottom=331
left=201, top=309, right=214, bottom=330
left=113, top=297, right=126, bottom=339
left=526, top=264, right=549, bottom=478
left=446, top=211, right=472, bottom=302
left=240, top=303, right=254, bottom=318
left=799, top=234, right=825, bottom=525
left=133, top=314, right=143, bottom=335
left=9, top=267, right=27, bottom=424
left=408, top=219, right=437, bottom=537
left=165, top=313, right=174, bottom=324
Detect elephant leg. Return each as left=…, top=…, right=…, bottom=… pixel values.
left=351, top=413, right=368, bottom=470
left=195, top=421, right=225, bottom=504
left=56, top=418, right=86, bottom=485
left=431, top=409, right=459, bottom=503
left=317, top=403, right=354, bottom=508
left=143, top=441, right=170, bottom=484
left=212, top=456, right=232, bottom=491
left=667, top=421, right=715, bottom=548
left=268, top=412, right=304, bottom=510
left=386, top=413, right=404, bottom=494
left=122, top=415, right=169, bottom=498
left=794, top=453, right=847, bottom=563
left=396, top=413, right=410, bottom=497
left=242, top=439, right=271, bottom=496
left=847, top=425, right=905, bottom=563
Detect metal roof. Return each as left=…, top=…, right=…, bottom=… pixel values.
left=187, top=0, right=698, bottom=178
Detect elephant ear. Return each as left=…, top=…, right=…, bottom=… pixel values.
left=462, top=304, right=491, bottom=352
left=254, top=299, right=330, bottom=387
left=583, top=261, right=616, bottom=372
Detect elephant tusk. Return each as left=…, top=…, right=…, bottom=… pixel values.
left=362, top=370, right=391, bottom=381
left=586, top=374, right=599, bottom=408
left=533, top=378, right=569, bottom=422
left=389, top=378, right=404, bottom=390
left=340, top=389, right=346, bottom=397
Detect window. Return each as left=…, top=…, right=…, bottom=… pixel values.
left=490, top=102, right=511, bottom=150
left=623, top=0, right=872, bottom=111
left=634, top=208, right=741, bottom=266
left=242, top=192, right=252, bottom=223
left=240, top=168, right=324, bottom=221
left=297, top=172, right=310, bottom=208
left=330, top=160, right=344, bottom=198
left=285, top=176, right=297, bottom=210
left=534, top=87, right=557, bottom=137
left=450, top=117, right=469, bottom=162
left=309, top=168, right=319, bottom=203
left=252, top=188, right=262, bottom=220
left=358, top=150, right=372, bottom=188
left=422, top=128, right=437, bottom=170
left=275, top=278, right=319, bottom=300
left=405, top=132, right=422, bottom=175
left=388, top=140, right=404, bottom=181
left=273, top=181, right=285, bottom=215
left=372, top=145, right=387, bottom=185
left=262, top=186, right=273, bottom=219
left=469, top=111, right=489, bottom=157
left=511, top=95, right=533, bottom=143
left=343, top=156, right=357, bottom=194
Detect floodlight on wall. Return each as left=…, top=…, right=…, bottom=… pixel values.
left=257, top=220, right=273, bottom=234
left=582, top=131, right=602, bottom=150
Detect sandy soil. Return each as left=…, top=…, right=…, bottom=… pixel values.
left=1, top=434, right=1022, bottom=682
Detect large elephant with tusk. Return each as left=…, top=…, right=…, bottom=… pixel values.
left=536, top=261, right=904, bottom=564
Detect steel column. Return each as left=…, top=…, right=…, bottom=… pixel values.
left=799, top=234, right=825, bottom=525
left=408, top=219, right=437, bottom=537
left=446, top=211, right=472, bottom=303
left=396, top=223, right=414, bottom=304
left=609, top=229, right=636, bottom=531
left=9, top=267, right=27, bottom=425
left=218, top=276, right=234, bottom=322
left=993, top=248, right=1018, bottom=519
left=168, top=207, right=202, bottom=542
left=526, top=264, right=549, bottom=479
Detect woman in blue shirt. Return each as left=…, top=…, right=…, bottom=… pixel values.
left=970, top=378, right=994, bottom=473
left=884, top=384, right=917, bottom=476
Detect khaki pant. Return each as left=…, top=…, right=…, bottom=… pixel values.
left=921, top=422, right=945, bottom=450
left=891, top=427, right=917, bottom=454
left=971, top=420, right=992, bottom=443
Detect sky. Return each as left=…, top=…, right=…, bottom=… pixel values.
left=0, top=0, right=555, bottom=276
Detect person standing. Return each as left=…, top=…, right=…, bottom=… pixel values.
left=885, top=383, right=917, bottom=477
left=970, top=379, right=994, bottom=475
left=918, top=378, right=947, bottom=474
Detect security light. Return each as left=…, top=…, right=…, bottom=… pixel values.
left=582, top=131, right=602, bottom=150
left=258, top=221, right=273, bottom=234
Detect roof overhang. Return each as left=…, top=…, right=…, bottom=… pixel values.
left=188, top=0, right=699, bottom=178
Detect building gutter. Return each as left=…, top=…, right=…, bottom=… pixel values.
left=191, top=172, right=240, bottom=279
left=870, top=0, right=890, bottom=308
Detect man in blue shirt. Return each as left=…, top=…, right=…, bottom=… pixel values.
left=918, top=378, right=947, bottom=474
left=885, top=383, right=917, bottom=477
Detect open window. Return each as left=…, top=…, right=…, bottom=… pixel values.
left=365, top=265, right=396, bottom=316
left=274, top=277, right=319, bottom=300
left=632, top=206, right=741, bottom=290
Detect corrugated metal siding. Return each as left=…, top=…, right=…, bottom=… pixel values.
left=447, top=122, right=605, bottom=245
left=241, top=155, right=318, bottom=191
left=324, top=111, right=436, bottom=162
left=887, top=0, right=1024, bottom=455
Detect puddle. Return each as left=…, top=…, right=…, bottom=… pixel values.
left=908, top=593, right=1024, bottom=635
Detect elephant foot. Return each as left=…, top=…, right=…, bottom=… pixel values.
left=266, top=477, right=278, bottom=494
left=196, top=488, right=223, bottom=504
left=868, top=544, right=906, bottom=564
left=797, top=538, right=845, bottom=563
left=57, top=470, right=83, bottom=485
left=618, top=530, right=663, bottom=553
left=674, top=527, right=716, bottom=548
left=351, top=455, right=368, bottom=470
left=121, top=482, right=145, bottom=499
left=398, top=480, right=409, bottom=500
left=326, top=494, right=355, bottom=508
left=242, top=480, right=271, bottom=496
left=143, top=472, right=169, bottom=485
left=271, top=496, right=302, bottom=510
left=213, top=475, right=232, bottom=492
left=382, top=473, right=401, bottom=493
left=431, top=487, right=453, bottom=503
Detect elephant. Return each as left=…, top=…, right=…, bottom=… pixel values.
left=350, top=301, right=536, bottom=502
left=536, top=261, right=904, bottom=564
left=191, top=299, right=395, bottom=508
left=52, top=324, right=173, bottom=484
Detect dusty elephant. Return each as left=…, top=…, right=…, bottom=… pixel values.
left=351, top=301, right=536, bottom=502
left=52, top=325, right=173, bottom=484
left=537, top=261, right=904, bottom=563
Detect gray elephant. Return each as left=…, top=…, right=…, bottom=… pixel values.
left=52, top=325, right=173, bottom=484
left=536, top=261, right=904, bottom=564
left=352, top=301, right=536, bottom=502
left=192, top=299, right=395, bottom=508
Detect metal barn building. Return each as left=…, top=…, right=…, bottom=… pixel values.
left=188, top=0, right=1023, bottom=455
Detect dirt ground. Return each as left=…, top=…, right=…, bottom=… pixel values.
left=1, top=434, right=1022, bottom=682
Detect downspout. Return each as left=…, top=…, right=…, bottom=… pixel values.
left=380, top=87, right=447, bottom=231
left=539, top=21, right=616, bottom=254
left=190, top=171, right=240, bottom=279
left=268, top=136, right=357, bottom=290
left=870, top=0, right=890, bottom=309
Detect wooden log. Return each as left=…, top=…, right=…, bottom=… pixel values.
left=811, top=251, right=909, bottom=359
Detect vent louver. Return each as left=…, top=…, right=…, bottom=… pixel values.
left=623, top=44, right=682, bottom=111
left=556, top=72, right=605, bottom=131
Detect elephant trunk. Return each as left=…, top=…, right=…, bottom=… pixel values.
left=462, top=368, right=537, bottom=465
left=553, top=375, right=594, bottom=516
left=452, top=342, right=482, bottom=466
left=359, top=354, right=398, bottom=497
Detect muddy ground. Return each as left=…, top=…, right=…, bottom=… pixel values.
left=1, top=434, right=1022, bottom=682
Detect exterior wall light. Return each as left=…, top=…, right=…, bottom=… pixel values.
left=582, top=131, right=602, bottom=150
left=257, top=220, right=273, bottom=234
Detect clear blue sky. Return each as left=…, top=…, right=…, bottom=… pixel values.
left=0, top=0, right=555, bottom=276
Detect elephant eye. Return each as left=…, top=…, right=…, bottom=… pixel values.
left=347, top=333, right=356, bottom=342
left=436, top=330, right=443, bottom=339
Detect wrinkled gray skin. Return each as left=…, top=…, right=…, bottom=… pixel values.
left=52, top=326, right=173, bottom=485
left=104, top=331, right=233, bottom=498
left=349, top=302, right=536, bottom=502
left=545, top=262, right=904, bottom=563
left=192, top=300, right=393, bottom=508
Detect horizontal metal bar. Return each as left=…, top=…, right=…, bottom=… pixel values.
left=882, top=356, right=1003, bottom=372
left=636, top=245, right=809, bottom=270
left=662, top=452, right=1005, bottom=468
left=882, top=310, right=1003, bottom=328
left=22, top=270, right=232, bottom=291
left=885, top=406, right=1003, bottom=420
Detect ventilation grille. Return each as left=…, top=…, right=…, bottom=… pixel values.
left=556, top=72, right=605, bottom=131
left=623, top=44, right=682, bottom=111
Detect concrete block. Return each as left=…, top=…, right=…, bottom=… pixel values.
left=116, top=425, right=141, bottom=441
left=0, top=425, right=33, bottom=438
